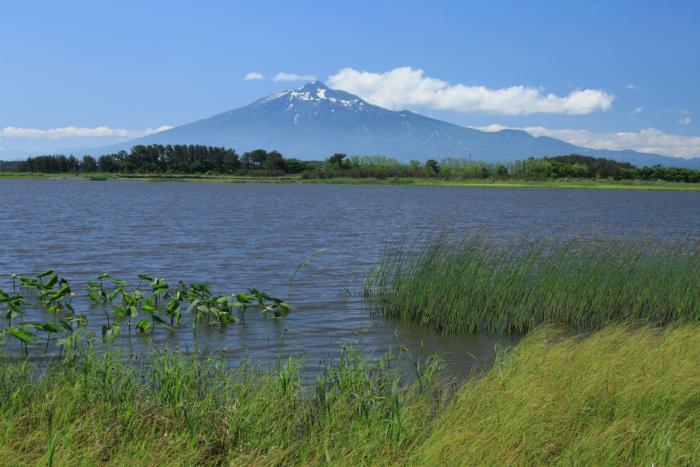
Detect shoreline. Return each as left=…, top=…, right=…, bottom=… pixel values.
left=2, top=172, right=700, bottom=191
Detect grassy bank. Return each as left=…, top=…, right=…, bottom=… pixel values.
left=365, top=237, right=700, bottom=334
left=2, top=171, right=700, bottom=191
left=415, top=324, right=700, bottom=465
left=1, top=325, right=698, bottom=465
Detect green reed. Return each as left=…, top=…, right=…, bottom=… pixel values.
left=0, top=347, right=444, bottom=466
left=1, top=325, right=698, bottom=465
left=365, top=235, right=700, bottom=334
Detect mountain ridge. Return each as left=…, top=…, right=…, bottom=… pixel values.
left=89, top=82, right=700, bottom=168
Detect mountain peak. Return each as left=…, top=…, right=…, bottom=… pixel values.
left=297, top=80, right=328, bottom=91
left=255, top=81, right=371, bottom=114
left=293, top=81, right=332, bottom=100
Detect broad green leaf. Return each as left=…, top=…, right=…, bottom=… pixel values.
left=67, top=314, right=88, bottom=327
left=37, top=322, right=61, bottom=333
left=112, top=305, right=127, bottom=319
left=45, top=274, right=59, bottom=288
left=59, top=319, right=74, bottom=333
left=153, top=315, right=173, bottom=329
left=102, top=323, right=121, bottom=343
left=88, top=291, right=102, bottom=304
left=6, top=327, right=38, bottom=344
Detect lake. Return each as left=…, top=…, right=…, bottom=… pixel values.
left=1, top=180, right=699, bottom=374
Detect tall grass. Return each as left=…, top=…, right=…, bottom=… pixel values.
left=1, top=325, right=698, bottom=465
left=414, top=324, right=700, bottom=465
left=0, top=348, right=444, bottom=466
left=365, top=235, right=700, bottom=334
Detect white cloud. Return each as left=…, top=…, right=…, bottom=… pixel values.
left=679, top=117, right=692, bottom=125
left=0, top=125, right=173, bottom=139
left=473, top=124, right=700, bottom=158
left=273, top=72, right=317, bottom=82
left=327, top=67, right=614, bottom=115
left=625, top=84, right=637, bottom=90
left=634, top=107, right=643, bottom=114
left=244, top=72, right=264, bottom=81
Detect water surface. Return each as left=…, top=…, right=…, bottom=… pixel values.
left=1, top=180, right=699, bottom=374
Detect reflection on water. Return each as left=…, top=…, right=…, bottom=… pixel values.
left=1, top=180, right=698, bottom=374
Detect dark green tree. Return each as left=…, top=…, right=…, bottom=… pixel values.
left=81, top=155, right=98, bottom=172
left=425, top=159, right=440, bottom=175
left=328, top=153, right=347, bottom=169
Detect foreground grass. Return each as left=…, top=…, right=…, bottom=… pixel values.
left=0, top=348, right=444, bottom=466
left=2, top=171, right=700, bottom=191
left=1, top=325, right=698, bottom=465
left=366, top=237, right=700, bottom=334
left=415, top=325, right=700, bottom=465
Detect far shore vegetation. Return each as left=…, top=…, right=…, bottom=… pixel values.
left=2, top=144, right=700, bottom=191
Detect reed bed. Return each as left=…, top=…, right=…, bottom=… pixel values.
left=365, top=235, right=700, bottom=334
left=1, top=325, right=698, bottom=465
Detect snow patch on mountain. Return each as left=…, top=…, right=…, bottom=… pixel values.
left=256, top=82, right=369, bottom=113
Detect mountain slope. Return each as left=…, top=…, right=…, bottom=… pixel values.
left=98, top=82, right=700, bottom=168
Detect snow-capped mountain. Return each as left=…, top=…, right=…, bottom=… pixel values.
left=256, top=82, right=372, bottom=115
left=96, top=82, right=700, bottom=167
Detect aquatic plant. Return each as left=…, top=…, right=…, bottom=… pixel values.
left=101, top=322, right=121, bottom=344
left=249, top=288, right=291, bottom=317
left=0, top=289, right=26, bottom=326
left=5, top=324, right=38, bottom=356
left=37, top=275, right=73, bottom=315
left=55, top=314, right=86, bottom=357
left=34, top=322, right=61, bottom=354
left=87, top=273, right=111, bottom=304
left=365, top=235, right=700, bottom=334
left=1, top=269, right=292, bottom=358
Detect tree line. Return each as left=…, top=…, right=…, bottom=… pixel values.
left=4, top=145, right=700, bottom=183
left=13, top=145, right=317, bottom=175
left=307, top=153, right=700, bottom=183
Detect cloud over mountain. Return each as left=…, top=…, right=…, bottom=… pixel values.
left=273, top=72, right=317, bottom=82
left=328, top=67, right=614, bottom=115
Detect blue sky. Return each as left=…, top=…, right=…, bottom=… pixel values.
left=1, top=0, right=699, bottom=158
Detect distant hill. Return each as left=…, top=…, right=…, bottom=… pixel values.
left=91, top=82, right=700, bottom=168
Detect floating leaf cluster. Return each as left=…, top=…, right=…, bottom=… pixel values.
left=1, top=270, right=291, bottom=356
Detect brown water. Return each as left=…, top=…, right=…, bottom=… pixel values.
left=1, top=180, right=699, bottom=374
